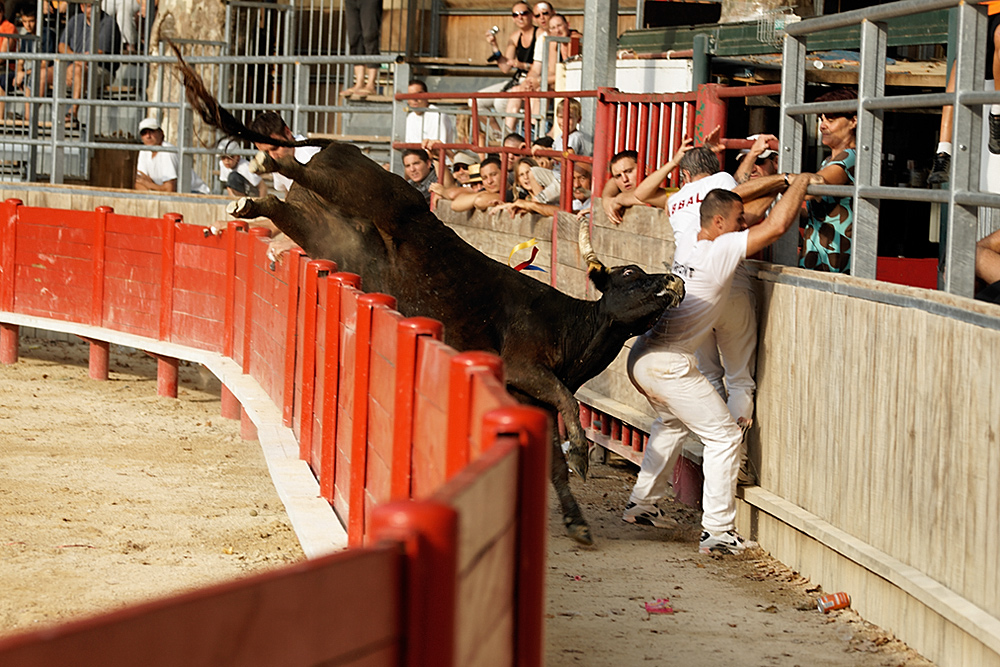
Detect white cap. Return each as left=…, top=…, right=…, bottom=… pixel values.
left=138, top=117, right=160, bottom=133
left=738, top=134, right=777, bottom=161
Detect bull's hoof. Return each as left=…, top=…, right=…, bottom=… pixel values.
left=667, top=274, right=686, bottom=307
left=566, top=447, right=589, bottom=482
left=250, top=150, right=275, bottom=175
left=226, top=197, right=253, bottom=218
left=564, top=521, right=594, bottom=546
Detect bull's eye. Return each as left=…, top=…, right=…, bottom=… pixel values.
left=622, top=268, right=634, bottom=277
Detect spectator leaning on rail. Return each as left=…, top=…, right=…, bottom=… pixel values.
left=622, top=176, right=820, bottom=554
left=135, top=117, right=210, bottom=194
left=402, top=148, right=437, bottom=207
left=800, top=87, right=857, bottom=274
left=600, top=149, right=663, bottom=224
left=447, top=156, right=508, bottom=212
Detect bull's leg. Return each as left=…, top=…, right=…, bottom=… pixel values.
left=549, top=423, right=593, bottom=546
left=505, top=363, right=591, bottom=481
left=226, top=195, right=287, bottom=221
left=250, top=151, right=315, bottom=188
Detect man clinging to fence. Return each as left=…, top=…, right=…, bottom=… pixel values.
left=622, top=174, right=820, bottom=554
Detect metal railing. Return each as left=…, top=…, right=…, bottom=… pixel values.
left=778, top=0, right=997, bottom=297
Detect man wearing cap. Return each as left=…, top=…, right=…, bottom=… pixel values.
left=734, top=134, right=779, bottom=184
left=452, top=152, right=479, bottom=186
left=135, top=118, right=210, bottom=194
left=218, top=138, right=267, bottom=198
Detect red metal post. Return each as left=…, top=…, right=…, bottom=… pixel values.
left=579, top=403, right=592, bottom=429
left=91, top=206, right=111, bottom=327
left=282, top=249, right=305, bottom=428
left=592, top=90, right=612, bottom=195
left=637, top=102, right=650, bottom=177
left=0, top=323, right=17, bottom=364
left=158, top=213, right=181, bottom=342
left=151, top=353, right=179, bottom=398
left=445, top=351, right=505, bottom=477
left=391, top=317, right=443, bottom=501
left=610, top=418, right=621, bottom=442
left=348, top=292, right=397, bottom=546
left=240, top=405, right=257, bottom=441
left=243, top=228, right=272, bottom=374
left=369, top=500, right=458, bottom=667
left=616, top=102, right=628, bottom=153
left=223, top=221, right=247, bottom=359
left=481, top=406, right=550, bottom=667
left=647, top=103, right=661, bottom=167
left=0, top=198, right=22, bottom=314
left=627, top=103, right=639, bottom=150
left=86, top=338, right=109, bottom=380
left=319, top=272, right=361, bottom=502
left=220, top=385, right=240, bottom=420
left=694, top=83, right=728, bottom=149
left=299, top=260, right=335, bottom=462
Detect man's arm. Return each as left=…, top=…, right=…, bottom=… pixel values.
left=135, top=171, right=178, bottom=192
left=976, top=229, right=1000, bottom=284
left=745, top=173, right=818, bottom=257
left=733, top=133, right=777, bottom=184
left=493, top=198, right=559, bottom=217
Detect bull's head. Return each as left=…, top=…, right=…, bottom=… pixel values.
left=579, top=220, right=685, bottom=333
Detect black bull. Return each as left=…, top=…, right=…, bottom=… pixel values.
left=176, top=58, right=685, bottom=545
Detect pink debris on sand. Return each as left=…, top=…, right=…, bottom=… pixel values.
left=645, top=598, right=674, bottom=614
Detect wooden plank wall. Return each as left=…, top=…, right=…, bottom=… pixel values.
left=744, top=264, right=1000, bottom=667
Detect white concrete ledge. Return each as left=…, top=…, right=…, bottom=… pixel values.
left=741, top=485, right=1000, bottom=655
left=0, top=313, right=348, bottom=559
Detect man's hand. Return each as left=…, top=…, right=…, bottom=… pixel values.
left=701, top=124, right=724, bottom=153
left=603, top=192, right=630, bottom=225
left=266, top=234, right=299, bottom=264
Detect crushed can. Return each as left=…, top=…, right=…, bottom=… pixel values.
left=817, top=592, right=851, bottom=613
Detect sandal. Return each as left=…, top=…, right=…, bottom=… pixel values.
left=64, top=112, right=79, bottom=129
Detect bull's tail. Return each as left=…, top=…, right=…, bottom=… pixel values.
left=170, top=42, right=330, bottom=151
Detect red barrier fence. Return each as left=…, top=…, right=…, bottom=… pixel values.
left=0, top=198, right=548, bottom=667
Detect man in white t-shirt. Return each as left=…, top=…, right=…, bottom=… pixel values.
left=134, top=118, right=210, bottom=194
left=249, top=111, right=322, bottom=197
left=648, top=146, right=786, bottom=486
left=623, top=175, right=816, bottom=554
left=404, top=79, right=456, bottom=145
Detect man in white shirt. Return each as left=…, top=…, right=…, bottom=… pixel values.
left=249, top=111, right=322, bottom=197
left=134, top=117, right=210, bottom=194
left=623, top=174, right=816, bottom=554
left=404, top=79, right=456, bottom=145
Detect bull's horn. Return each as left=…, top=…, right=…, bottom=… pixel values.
left=578, top=219, right=606, bottom=272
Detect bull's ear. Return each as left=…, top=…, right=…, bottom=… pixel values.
left=588, top=265, right=610, bottom=292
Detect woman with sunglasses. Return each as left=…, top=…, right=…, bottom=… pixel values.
left=476, top=2, right=538, bottom=140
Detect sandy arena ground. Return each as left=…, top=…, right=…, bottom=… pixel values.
left=0, top=338, right=935, bottom=666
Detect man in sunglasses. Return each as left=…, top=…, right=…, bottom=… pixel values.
left=734, top=133, right=779, bottom=184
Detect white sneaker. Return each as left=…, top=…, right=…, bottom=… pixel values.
left=699, top=529, right=757, bottom=554
left=622, top=502, right=677, bottom=529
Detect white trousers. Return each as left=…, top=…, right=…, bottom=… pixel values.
left=627, top=343, right=743, bottom=532
left=695, top=285, right=758, bottom=422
